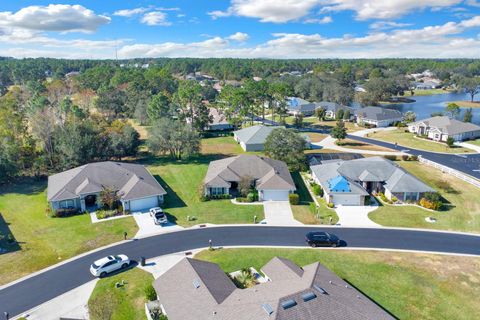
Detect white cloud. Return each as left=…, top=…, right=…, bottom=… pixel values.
left=209, top=0, right=463, bottom=22
left=141, top=12, right=171, bottom=26
left=0, top=4, right=110, bottom=33
left=227, top=32, right=250, bottom=41
left=113, top=8, right=148, bottom=17
left=370, top=21, right=413, bottom=30
left=304, top=16, right=333, bottom=24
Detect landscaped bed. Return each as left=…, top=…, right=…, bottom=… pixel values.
left=0, top=179, right=138, bottom=285
left=369, top=160, right=480, bottom=233
left=195, top=247, right=480, bottom=320
left=367, top=128, right=474, bottom=153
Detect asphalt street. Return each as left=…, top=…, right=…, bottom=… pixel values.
left=1, top=226, right=480, bottom=317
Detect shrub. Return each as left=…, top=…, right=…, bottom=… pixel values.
left=420, top=192, right=443, bottom=210
left=327, top=202, right=334, bottom=208
left=54, top=207, right=80, bottom=218
left=247, top=193, right=256, bottom=202
left=436, top=180, right=457, bottom=193
left=391, top=196, right=398, bottom=203
left=145, top=284, right=157, bottom=301
left=289, top=194, right=300, bottom=205
left=401, top=155, right=409, bottom=161
left=312, top=184, right=323, bottom=196
left=409, top=155, right=418, bottom=161
left=383, top=155, right=397, bottom=161
left=200, top=195, right=209, bottom=202
left=236, top=197, right=250, bottom=203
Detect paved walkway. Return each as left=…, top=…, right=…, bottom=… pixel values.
left=17, top=279, right=98, bottom=320
left=456, top=141, right=480, bottom=153
left=263, top=201, right=303, bottom=226
left=349, top=127, right=397, bottom=137
left=335, top=205, right=381, bottom=227
left=133, top=211, right=184, bottom=238
left=313, top=136, right=406, bottom=156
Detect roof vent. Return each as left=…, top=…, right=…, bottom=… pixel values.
left=262, top=303, right=274, bottom=315
left=313, top=284, right=328, bottom=295
left=193, top=279, right=201, bottom=289
left=301, top=292, right=317, bottom=302
left=281, top=299, right=297, bottom=310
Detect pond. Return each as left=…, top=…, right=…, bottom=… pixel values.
left=353, top=92, right=480, bottom=124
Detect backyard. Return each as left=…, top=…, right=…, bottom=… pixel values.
left=88, top=267, right=154, bottom=320
left=195, top=248, right=480, bottom=320
left=367, top=128, right=474, bottom=153
left=0, top=179, right=138, bottom=285
left=369, top=160, right=480, bottom=233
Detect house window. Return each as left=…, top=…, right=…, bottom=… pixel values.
left=59, top=199, right=75, bottom=208
left=210, top=187, right=225, bottom=195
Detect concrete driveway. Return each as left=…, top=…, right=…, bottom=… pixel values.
left=263, top=201, right=303, bottom=226
left=132, top=211, right=183, bottom=238
left=335, top=205, right=381, bottom=227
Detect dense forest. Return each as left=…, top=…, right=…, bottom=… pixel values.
left=1, top=57, right=479, bottom=184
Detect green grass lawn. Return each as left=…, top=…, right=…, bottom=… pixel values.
left=403, top=88, right=451, bottom=96
left=367, top=128, right=473, bottom=153
left=464, top=139, right=480, bottom=147
left=0, top=179, right=138, bottom=285
left=195, top=248, right=480, bottom=320
left=290, top=172, right=338, bottom=225
left=88, top=267, right=153, bottom=320
left=369, top=161, right=480, bottom=233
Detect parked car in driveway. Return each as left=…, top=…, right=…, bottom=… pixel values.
left=90, top=255, right=130, bottom=277
left=149, top=207, right=168, bottom=225
left=305, top=231, right=341, bottom=247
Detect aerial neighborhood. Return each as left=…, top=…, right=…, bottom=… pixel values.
left=1, top=2, right=480, bottom=320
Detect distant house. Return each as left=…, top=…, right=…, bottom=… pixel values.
left=47, top=162, right=167, bottom=213
left=355, top=107, right=403, bottom=127
left=408, top=116, right=480, bottom=142
left=315, top=101, right=354, bottom=120
left=204, top=154, right=296, bottom=201
left=286, top=97, right=316, bottom=116
left=415, top=81, right=440, bottom=90
left=206, top=108, right=233, bottom=131
left=310, top=156, right=434, bottom=206
left=152, top=256, right=395, bottom=320
left=233, top=125, right=283, bottom=151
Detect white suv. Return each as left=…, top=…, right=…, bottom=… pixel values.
left=150, top=207, right=168, bottom=225
left=90, top=255, right=130, bottom=277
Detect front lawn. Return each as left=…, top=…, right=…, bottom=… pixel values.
left=464, top=139, right=480, bottom=147
left=195, top=248, right=480, bottom=320
left=369, top=160, right=480, bottom=233
left=88, top=267, right=153, bottom=320
left=145, top=155, right=264, bottom=227
left=367, top=128, right=473, bottom=153
left=0, top=179, right=138, bottom=285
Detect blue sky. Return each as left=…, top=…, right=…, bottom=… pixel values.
left=0, top=1, right=479, bottom=59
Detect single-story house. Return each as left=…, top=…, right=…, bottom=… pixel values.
left=408, top=116, right=480, bottom=142
left=206, top=107, right=233, bottom=131
left=204, top=154, right=296, bottom=201
left=152, top=256, right=394, bottom=320
left=355, top=106, right=403, bottom=127
left=47, top=161, right=167, bottom=212
left=315, top=101, right=354, bottom=120
left=286, top=97, right=317, bottom=116
left=310, top=156, right=434, bottom=206
left=415, top=80, right=441, bottom=90
left=233, top=125, right=283, bottom=151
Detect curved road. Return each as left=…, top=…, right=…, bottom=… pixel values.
left=1, top=226, right=480, bottom=317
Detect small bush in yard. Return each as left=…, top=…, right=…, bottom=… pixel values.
left=402, top=155, right=409, bottom=161
left=312, top=184, right=323, bottom=196
left=420, top=192, right=443, bottom=210
left=145, top=284, right=157, bottom=301
left=289, top=194, right=299, bottom=205
left=327, top=202, right=334, bottom=208
left=391, top=196, right=398, bottom=203
left=247, top=193, right=256, bottom=202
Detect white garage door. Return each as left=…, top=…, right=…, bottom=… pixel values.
left=332, top=194, right=361, bottom=206
left=129, top=196, right=159, bottom=212
left=262, top=190, right=290, bottom=201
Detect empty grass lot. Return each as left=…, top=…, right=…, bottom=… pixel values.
left=367, top=128, right=473, bottom=153
left=369, top=160, right=480, bottom=233
left=195, top=248, right=480, bottom=320
left=88, top=267, right=153, bottom=320
left=337, top=138, right=395, bottom=152
left=0, top=179, right=138, bottom=285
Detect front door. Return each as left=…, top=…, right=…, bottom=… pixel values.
left=85, top=195, right=97, bottom=207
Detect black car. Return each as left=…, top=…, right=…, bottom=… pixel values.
left=305, top=231, right=340, bottom=247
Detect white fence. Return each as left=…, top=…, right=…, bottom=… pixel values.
left=418, top=156, right=480, bottom=189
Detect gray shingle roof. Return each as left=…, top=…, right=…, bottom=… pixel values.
left=233, top=125, right=284, bottom=145
left=152, top=257, right=394, bottom=320
left=47, top=161, right=166, bottom=202
left=355, top=107, right=402, bottom=121
left=311, top=157, right=434, bottom=195
left=311, top=161, right=369, bottom=196
left=287, top=97, right=316, bottom=113
left=412, top=116, right=480, bottom=135
left=204, top=155, right=296, bottom=191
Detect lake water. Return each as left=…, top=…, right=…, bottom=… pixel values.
left=354, top=92, right=480, bottom=124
